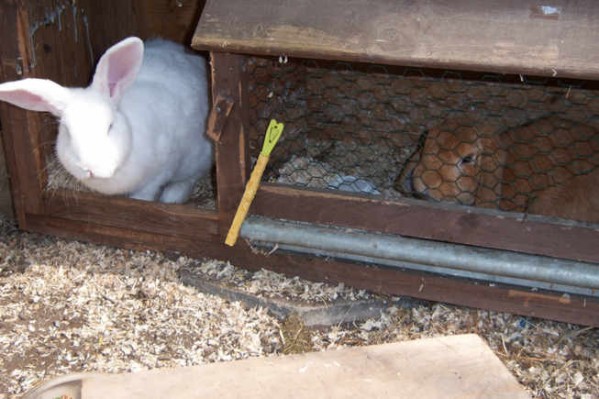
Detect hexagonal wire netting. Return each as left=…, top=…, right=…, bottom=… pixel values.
left=246, top=57, right=599, bottom=224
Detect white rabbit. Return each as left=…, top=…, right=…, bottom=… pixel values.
left=0, top=37, right=212, bottom=203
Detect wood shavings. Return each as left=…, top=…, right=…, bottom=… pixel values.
left=0, top=216, right=597, bottom=398
left=0, top=218, right=280, bottom=396
left=188, top=259, right=373, bottom=304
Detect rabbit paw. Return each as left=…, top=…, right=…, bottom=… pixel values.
left=159, top=180, right=196, bottom=204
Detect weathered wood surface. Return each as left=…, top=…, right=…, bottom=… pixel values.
left=253, top=185, right=599, bottom=264
left=43, top=191, right=220, bottom=240
left=0, top=131, right=14, bottom=218
left=0, top=0, right=56, bottom=224
left=210, top=53, right=252, bottom=235
left=23, top=335, right=530, bottom=399
left=193, top=0, right=599, bottom=80
left=133, top=0, right=206, bottom=44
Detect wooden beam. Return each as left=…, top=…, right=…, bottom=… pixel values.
left=43, top=191, right=220, bottom=240
left=23, top=214, right=599, bottom=327
left=133, top=0, right=205, bottom=44
left=210, top=53, right=252, bottom=235
left=0, top=1, right=45, bottom=224
left=193, top=0, right=599, bottom=80
left=0, top=133, right=13, bottom=218
left=252, top=184, right=599, bottom=264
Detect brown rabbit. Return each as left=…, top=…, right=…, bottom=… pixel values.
left=396, top=115, right=599, bottom=218
left=529, top=170, right=599, bottom=223
left=500, top=116, right=599, bottom=212
left=395, top=117, right=506, bottom=208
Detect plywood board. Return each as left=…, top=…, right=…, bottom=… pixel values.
left=24, top=334, right=530, bottom=399
left=192, top=0, right=599, bottom=80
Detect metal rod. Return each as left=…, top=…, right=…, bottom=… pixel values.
left=241, top=217, right=599, bottom=297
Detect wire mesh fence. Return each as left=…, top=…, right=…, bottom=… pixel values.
left=246, top=56, right=599, bottom=224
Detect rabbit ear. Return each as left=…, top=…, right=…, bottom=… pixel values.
left=92, top=37, right=144, bottom=103
left=394, top=141, right=422, bottom=193
left=0, top=79, right=71, bottom=116
left=476, top=137, right=505, bottom=207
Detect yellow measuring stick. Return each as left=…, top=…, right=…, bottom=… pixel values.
left=225, top=119, right=284, bottom=246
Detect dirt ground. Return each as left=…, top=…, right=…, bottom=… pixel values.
left=0, top=216, right=597, bottom=398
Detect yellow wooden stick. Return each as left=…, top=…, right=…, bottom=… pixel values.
left=225, top=119, right=284, bottom=246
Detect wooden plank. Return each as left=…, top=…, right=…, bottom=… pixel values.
left=253, top=184, right=599, bottom=264
left=0, top=133, right=13, bottom=217
left=43, top=190, right=220, bottom=240
left=23, top=335, right=530, bottom=399
left=0, top=1, right=47, bottom=224
left=133, top=0, right=205, bottom=44
left=179, top=271, right=394, bottom=327
left=210, top=53, right=251, bottom=235
left=192, top=0, right=599, bottom=80
left=79, top=0, right=139, bottom=64
left=23, top=214, right=599, bottom=327
left=21, top=1, right=95, bottom=86
left=25, top=214, right=220, bottom=256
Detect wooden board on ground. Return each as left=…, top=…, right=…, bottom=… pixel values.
left=24, top=334, right=530, bottom=399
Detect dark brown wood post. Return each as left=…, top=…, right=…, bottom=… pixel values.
left=209, top=52, right=251, bottom=237
left=0, top=1, right=46, bottom=225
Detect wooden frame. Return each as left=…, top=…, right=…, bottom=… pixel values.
left=194, top=0, right=599, bottom=264
left=1, top=0, right=598, bottom=327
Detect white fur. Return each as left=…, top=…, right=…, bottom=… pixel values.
left=0, top=37, right=212, bottom=203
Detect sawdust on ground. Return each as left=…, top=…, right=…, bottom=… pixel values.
left=0, top=216, right=597, bottom=399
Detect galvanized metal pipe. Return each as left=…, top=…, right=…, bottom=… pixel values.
left=241, top=217, right=599, bottom=297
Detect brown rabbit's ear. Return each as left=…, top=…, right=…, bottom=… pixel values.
left=475, top=136, right=505, bottom=208
left=394, top=152, right=419, bottom=193
left=394, top=130, right=429, bottom=193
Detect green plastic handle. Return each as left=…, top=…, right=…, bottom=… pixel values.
left=261, top=119, right=285, bottom=156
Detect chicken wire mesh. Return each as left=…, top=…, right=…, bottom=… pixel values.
left=246, top=56, right=599, bottom=224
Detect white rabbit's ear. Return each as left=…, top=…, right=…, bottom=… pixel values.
left=0, top=79, right=70, bottom=116
left=92, top=37, right=144, bottom=103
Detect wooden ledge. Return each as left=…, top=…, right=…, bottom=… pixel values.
left=193, top=0, right=599, bottom=80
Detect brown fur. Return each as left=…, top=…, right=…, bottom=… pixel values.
left=395, top=118, right=506, bottom=207
left=396, top=115, right=599, bottom=222
left=529, top=170, right=599, bottom=223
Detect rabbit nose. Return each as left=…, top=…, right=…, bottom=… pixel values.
left=412, top=189, right=430, bottom=200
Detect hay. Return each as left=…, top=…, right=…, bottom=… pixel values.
left=44, top=156, right=216, bottom=209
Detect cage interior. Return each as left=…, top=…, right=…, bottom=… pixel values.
left=247, top=56, right=599, bottom=225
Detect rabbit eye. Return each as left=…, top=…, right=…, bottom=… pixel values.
left=460, top=154, right=476, bottom=165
